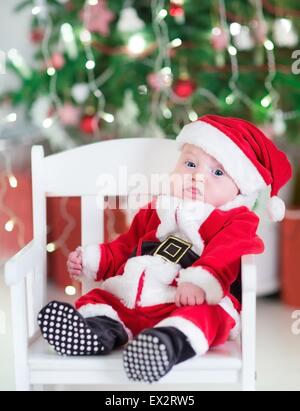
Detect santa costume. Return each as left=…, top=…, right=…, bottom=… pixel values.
left=38, top=114, right=292, bottom=383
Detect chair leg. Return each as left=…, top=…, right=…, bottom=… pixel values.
left=15, top=373, right=30, bottom=391
left=241, top=286, right=257, bottom=391
left=242, top=369, right=256, bottom=391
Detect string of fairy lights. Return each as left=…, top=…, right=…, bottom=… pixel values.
left=0, top=146, right=25, bottom=249
left=1, top=0, right=300, bottom=291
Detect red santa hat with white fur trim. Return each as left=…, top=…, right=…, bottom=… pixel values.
left=176, top=114, right=292, bottom=222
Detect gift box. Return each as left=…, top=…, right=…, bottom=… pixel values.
left=0, top=170, right=33, bottom=262
left=280, top=208, right=300, bottom=307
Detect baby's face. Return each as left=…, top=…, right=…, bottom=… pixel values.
left=170, top=143, right=239, bottom=207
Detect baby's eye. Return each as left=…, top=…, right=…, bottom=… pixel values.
left=184, top=160, right=197, bottom=168
left=211, top=168, right=224, bottom=177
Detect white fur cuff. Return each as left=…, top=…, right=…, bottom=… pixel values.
left=177, top=266, right=223, bottom=305
left=155, top=316, right=209, bottom=355
left=81, top=244, right=101, bottom=280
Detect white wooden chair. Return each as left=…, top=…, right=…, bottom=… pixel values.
left=4, top=138, right=257, bottom=391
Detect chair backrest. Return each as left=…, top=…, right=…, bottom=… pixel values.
left=32, top=137, right=180, bottom=302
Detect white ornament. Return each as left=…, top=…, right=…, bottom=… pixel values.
left=273, top=18, right=299, bottom=48
left=71, top=83, right=90, bottom=104
left=30, top=96, right=51, bottom=128
left=272, top=110, right=286, bottom=137
left=115, top=90, right=141, bottom=137
left=30, top=97, right=75, bottom=150
left=44, top=121, right=75, bottom=150
left=232, top=25, right=255, bottom=51
left=34, top=0, right=48, bottom=20
left=143, top=121, right=166, bottom=139
left=117, top=7, right=145, bottom=33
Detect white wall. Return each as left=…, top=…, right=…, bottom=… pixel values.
left=0, top=0, right=33, bottom=93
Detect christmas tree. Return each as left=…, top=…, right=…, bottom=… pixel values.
left=2, top=0, right=300, bottom=151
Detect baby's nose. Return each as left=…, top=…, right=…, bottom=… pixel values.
left=192, top=172, right=205, bottom=183
left=192, top=173, right=205, bottom=194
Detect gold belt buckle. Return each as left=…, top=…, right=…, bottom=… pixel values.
left=153, top=235, right=192, bottom=264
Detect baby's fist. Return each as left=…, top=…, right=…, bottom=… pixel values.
left=67, top=246, right=83, bottom=279
left=175, top=282, right=205, bottom=306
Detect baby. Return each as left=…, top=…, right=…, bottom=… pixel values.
left=38, top=114, right=292, bottom=383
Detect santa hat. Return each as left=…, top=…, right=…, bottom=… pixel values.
left=176, top=114, right=292, bottom=222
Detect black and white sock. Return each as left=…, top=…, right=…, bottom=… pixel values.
left=38, top=301, right=128, bottom=356
left=123, top=326, right=196, bottom=383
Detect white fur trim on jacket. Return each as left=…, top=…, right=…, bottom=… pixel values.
left=77, top=303, right=133, bottom=339
left=101, top=255, right=180, bottom=309
left=176, top=121, right=267, bottom=195
left=177, top=266, right=224, bottom=305
left=155, top=316, right=209, bottom=355
left=218, top=296, right=241, bottom=340
left=155, top=194, right=215, bottom=255
left=139, top=256, right=180, bottom=306
left=218, top=191, right=258, bottom=212
left=81, top=244, right=101, bottom=280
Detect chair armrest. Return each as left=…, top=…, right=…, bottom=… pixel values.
left=241, top=254, right=257, bottom=295
left=4, top=240, right=42, bottom=287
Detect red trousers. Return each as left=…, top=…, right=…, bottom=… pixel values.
left=75, top=288, right=240, bottom=355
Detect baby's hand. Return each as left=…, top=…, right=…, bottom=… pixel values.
left=67, top=246, right=83, bottom=279
left=175, top=282, right=205, bottom=306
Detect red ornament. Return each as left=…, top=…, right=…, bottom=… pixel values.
left=30, top=28, right=44, bottom=43
left=80, top=115, right=99, bottom=134
left=50, top=52, right=65, bottom=70
left=170, top=2, right=184, bottom=17
left=173, top=78, right=196, bottom=99
left=65, top=1, right=75, bottom=12
left=43, top=52, right=65, bottom=71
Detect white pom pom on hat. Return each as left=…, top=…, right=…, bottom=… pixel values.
left=266, top=195, right=286, bottom=222
left=176, top=114, right=293, bottom=222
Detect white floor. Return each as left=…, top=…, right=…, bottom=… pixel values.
left=256, top=296, right=300, bottom=391
left=1, top=273, right=300, bottom=391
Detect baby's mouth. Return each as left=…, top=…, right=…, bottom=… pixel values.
left=183, top=186, right=203, bottom=199
left=186, top=186, right=199, bottom=194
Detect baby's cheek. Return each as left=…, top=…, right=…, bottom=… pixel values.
left=207, top=179, right=238, bottom=206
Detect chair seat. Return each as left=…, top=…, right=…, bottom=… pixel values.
left=28, top=336, right=242, bottom=385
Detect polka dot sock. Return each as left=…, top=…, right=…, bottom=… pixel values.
left=37, top=301, right=127, bottom=356
left=123, top=327, right=196, bottom=383
left=123, top=328, right=176, bottom=383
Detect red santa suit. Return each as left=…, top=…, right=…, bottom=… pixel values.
left=75, top=192, right=264, bottom=355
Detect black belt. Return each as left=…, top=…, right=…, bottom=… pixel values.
left=129, top=235, right=242, bottom=303
left=130, top=235, right=200, bottom=269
